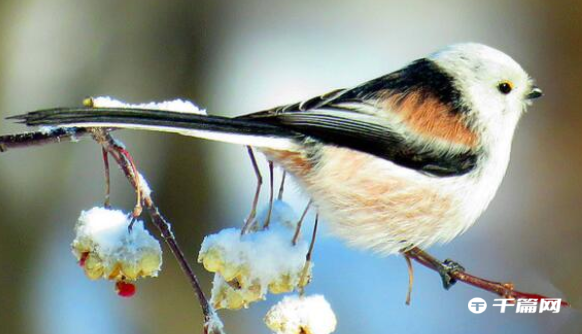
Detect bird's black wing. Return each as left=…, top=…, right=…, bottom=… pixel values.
left=237, top=73, right=477, bottom=177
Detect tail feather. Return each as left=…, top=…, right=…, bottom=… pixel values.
left=8, top=108, right=302, bottom=150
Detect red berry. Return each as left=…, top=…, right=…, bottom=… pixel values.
left=115, top=281, right=136, bottom=298
left=79, top=252, right=90, bottom=267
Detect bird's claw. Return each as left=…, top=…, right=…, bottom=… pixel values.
left=437, top=259, right=465, bottom=290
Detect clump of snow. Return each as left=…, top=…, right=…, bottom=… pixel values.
left=198, top=201, right=311, bottom=310
left=38, top=126, right=57, bottom=135
left=255, top=200, right=299, bottom=231
left=138, top=172, right=152, bottom=197
left=71, top=207, right=162, bottom=281
left=204, top=308, right=226, bottom=334
left=264, top=295, right=337, bottom=334
left=88, top=96, right=206, bottom=115
left=37, top=127, right=80, bottom=142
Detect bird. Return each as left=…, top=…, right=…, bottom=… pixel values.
left=10, top=43, right=542, bottom=259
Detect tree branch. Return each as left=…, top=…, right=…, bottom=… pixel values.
left=404, top=246, right=569, bottom=307
left=0, top=128, right=89, bottom=151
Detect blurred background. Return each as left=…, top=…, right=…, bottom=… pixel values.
left=0, top=0, right=581, bottom=333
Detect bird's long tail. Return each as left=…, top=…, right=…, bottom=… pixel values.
left=8, top=107, right=301, bottom=150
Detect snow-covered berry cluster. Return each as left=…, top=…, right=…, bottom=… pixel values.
left=264, top=294, right=337, bottom=334
left=71, top=207, right=162, bottom=297
left=198, top=200, right=312, bottom=310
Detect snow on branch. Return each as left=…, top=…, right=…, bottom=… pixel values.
left=86, top=96, right=207, bottom=115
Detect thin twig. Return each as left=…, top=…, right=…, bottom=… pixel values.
left=404, top=246, right=569, bottom=307
left=113, top=144, right=143, bottom=217
left=277, top=171, right=286, bottom=200
left=101, top=148, right=111, bottom=208
left=306, top=214, right=319, bottom=262
left=0, top=128, right=89, bottom=150
left=403, top=255, right=414, bottom=305
left=292, top=199, right=312, bottom=245
left=241, top=146, right=262, bottom=234
left=263, top=160, right=274, bottom=229
left=299, top=214, right=318, bottom=296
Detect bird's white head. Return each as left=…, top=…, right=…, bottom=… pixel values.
left=430, top=43, right=541, bottom=139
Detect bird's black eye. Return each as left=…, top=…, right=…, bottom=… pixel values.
left=497, top=81, right=513, bottom=94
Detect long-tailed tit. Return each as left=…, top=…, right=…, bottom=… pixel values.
left=10, top=43, right=543, bottom=255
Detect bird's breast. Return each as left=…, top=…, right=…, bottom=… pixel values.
left=262, top=145, right=479, bottom=254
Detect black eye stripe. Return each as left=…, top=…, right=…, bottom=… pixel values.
left=498, top=82, right=513, bottom=94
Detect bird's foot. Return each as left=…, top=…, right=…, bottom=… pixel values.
left=437, top=259, right=465, bottom=290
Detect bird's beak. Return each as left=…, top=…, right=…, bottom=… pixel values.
left=526, top=86, right=543, bottom=100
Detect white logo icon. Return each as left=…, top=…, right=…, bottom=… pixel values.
left=468, top=297, right=487, bottom=314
